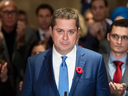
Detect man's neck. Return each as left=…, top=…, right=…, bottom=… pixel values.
left=2, top=25, right=15, bottom=34
left=111, top=51, right=127, bottom=59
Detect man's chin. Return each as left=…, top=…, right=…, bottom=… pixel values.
left=113, top=49, right=125, bottom=54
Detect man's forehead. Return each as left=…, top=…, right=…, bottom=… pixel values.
left=53, top=19, right=77, bottom=29
left=0, top=1, right=18, bottom=11
left=38, top=8, right=51, bottom=15
left=91, top=0, right=106, bottom=7
left=111, top=26, right=128, bottom=34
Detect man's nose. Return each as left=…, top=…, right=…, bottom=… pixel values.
left=8, top=13, right=13, bottom=17
left=63, top=32, right=68, bottom=40
left=96, top=8, right=100, bottom=12
left=117, top=37, right=122, bottom=44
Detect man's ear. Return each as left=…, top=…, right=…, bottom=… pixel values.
left=0, top=12, right=2, bottom=21
left=49, top=26, right=52, bottom=37
left=106, top=7, right=109, bottom=16
left=107, top=33, right=110, bottom=41
left=78, top=27, right=80, bottom=33
left=77, top=27, right=80, bottom=37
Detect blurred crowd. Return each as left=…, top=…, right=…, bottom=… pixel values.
left=0, top=0, right=128, bottom=96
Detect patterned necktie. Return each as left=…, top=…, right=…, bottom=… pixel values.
left=113, top=61, right=123, bottom=83
left=59, top=56, right=69, bottom=96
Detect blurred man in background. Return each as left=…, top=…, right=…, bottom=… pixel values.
left=79, top=0, right=111, bottom=53
left=18, top=10, right=38, bottom=45
left=36, top=4, right=53, bottom=44
left=0, top=1, right=37, bottom=96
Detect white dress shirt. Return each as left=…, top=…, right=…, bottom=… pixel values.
left=38, top=28, right=50, bottom=41
left=52, top=44, right=76, bottom=92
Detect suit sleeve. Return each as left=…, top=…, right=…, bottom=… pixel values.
left=21, top=57, right=33, bottom=96
left=96, top=56, right=111, bottom=96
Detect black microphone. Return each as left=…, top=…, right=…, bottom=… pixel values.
left=64, top=91, right=67, bottom=96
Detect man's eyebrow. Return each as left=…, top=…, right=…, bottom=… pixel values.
left=56, top=28, right=64, bottom=31
left=69, top=29, right=76, bottom=31
left=56, top=28, right=63, bottom=30
left=55, top=28, right=77, bottom=31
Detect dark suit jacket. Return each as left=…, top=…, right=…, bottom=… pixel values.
left=21, top=45, right=110, bottom=96
left=103, top=54, right=128, bottom=96
left=36, top=30, right=53, bottom=47
left=1, top=26, right=38, bottom=96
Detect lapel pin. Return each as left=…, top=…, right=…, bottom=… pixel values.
left=76, top=67, right=83, bottom=74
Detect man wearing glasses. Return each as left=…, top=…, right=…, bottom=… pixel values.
left=0, top=1, right=37, bottom=96
left=103, top=19, right=128, bottom=96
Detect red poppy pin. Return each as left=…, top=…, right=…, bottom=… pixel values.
left=127, top=63, right=128, bottom=66
left=76, top=67, right=83, bottom=74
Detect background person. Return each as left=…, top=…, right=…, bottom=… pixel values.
left=36, top=4, right=54, bottom=46
left=19, top=40, right=50, bottom=91
left=103, top=19, right=128, bottom=96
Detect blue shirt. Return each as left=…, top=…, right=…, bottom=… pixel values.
left=108, top=52, right=127, bottom=96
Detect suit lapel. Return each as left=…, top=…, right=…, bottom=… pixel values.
left=2, top=35, right=10, bottom=62
left=43, top=48, right=60, bottom=96
left=104, top=53, right=128, bottom=83
left=69, top=45, right=87, bottom=96
left=103, top=53, right=113, bottom=82
left=120, top=54, right=128, bottom=84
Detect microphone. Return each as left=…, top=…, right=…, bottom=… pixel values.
left=64, top=91, right=67, bottom=96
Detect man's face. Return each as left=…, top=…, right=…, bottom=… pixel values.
left=91, top=0, right=108, bottom=22
left=36, top=9, right=52, bottom=30
left=0, top=2, right=18, bottom=28
left=107, top=26, right=128, bottom=55
left=50, top=19, right=79, bottom=55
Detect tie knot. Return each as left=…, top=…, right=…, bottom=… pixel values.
left=113, top=61, right=123, bottom=67
left=61, top=56, right=67, bottom=62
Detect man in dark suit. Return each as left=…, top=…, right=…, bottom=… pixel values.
left=103, top=19, right=128, bottom=96
left=21, top=7, right=110, bottom=96
left=79, top=0, right=111, bottom=53
left=36, top=4, right=53, bottom=45
left=0, top=1, right=37, bottom=95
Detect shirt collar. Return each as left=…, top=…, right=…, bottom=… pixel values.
left=39, top=28, right=50, bottom=34
left=66, top=45, right=76, bottom=61
left=53, top=44, right=76, bottom=62
left=109, top=52, right=127, bottom=64
left=53, top=45, right=62, bottom=63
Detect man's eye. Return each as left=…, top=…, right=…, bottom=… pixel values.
left=58, top=30, right=62, bottom=32
left=113, top=35, right=118, bottom=38
left=99, top=6, right=104, bottom=9
left=3, top=11, right=8, bottom=13
left=123, top=36, right=128, bottom=40
left=69, top=31, right=74, bottom=34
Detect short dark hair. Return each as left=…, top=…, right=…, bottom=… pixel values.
left=90, top=0, right=108, bottom=8
left=18, top=10, right=27, bottom=18
left=28, top=40, right=50, bottom=56
left=36, top=4, right=54, bottom=15
left=109, top=19, right=128, bottom=33
left=51, top=8, right=79, bottom=30
left=18, top=10, right=26, bottom=15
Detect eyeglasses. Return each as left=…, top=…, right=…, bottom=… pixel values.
left=2, top=10, right=17, bottom=15
left=110, top=34, right=128, bottom=41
